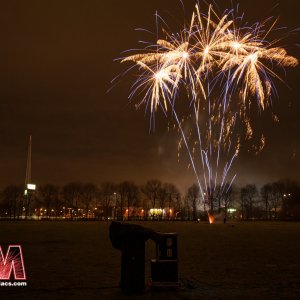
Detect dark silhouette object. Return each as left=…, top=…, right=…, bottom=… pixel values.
left=151, top=233, right=179, bottom=287
left=155, top=233, right=177, bottom=260
left=109, top=222, right=155, bottom=293
left=223, top=217, right=227, bottom=224
left=187, top=183, right=200, bottom=221
left=109, top=221, right=179, bottom=293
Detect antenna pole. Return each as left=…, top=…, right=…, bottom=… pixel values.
left=25, top=135, right=32, bottom=186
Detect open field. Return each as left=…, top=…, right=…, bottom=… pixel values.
left=0, top=221, right=299, bottom=299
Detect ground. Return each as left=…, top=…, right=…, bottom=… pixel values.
left=0, top=221, right=299, bottom=299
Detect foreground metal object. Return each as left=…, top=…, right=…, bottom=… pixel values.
left=151, top=232, right=179, bottom=288
left=109, top=221, right=179, bottom=293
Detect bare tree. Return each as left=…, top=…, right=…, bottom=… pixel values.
left=182, top=195, right=191, bottom=220
left=164, top=183, right=180, bottom=219
left=217, top=183, right=234, bottom=218
left=118, top=181, right=139, bottom=220
left=260, top=183, right=272, bottom=219
left=81, top=183, right=98, bottom=219
left=141, top=179, right=162, bottom=208
left=187, top=183, right=200, bottom=221
left=62, top=182, right=82, bottom=219
left=155, top=185, right=168, bottom=220
left=39, top=184, right=60, bottom=217
left=117, top=182, right=126, bottom=220
left=100, top=182, right=116, bottom=220
left=1, top=186, right=23, bottom=219
left=174, top=192, right=183, bottom=219
left=240, top=184, right=258, bottom=220
left=158, top=186, right=167, bottom=208
left=271, top=179, right=300, bottom=220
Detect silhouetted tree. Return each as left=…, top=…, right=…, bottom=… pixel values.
left=218, top=183, right=234, bottom=218
left=1, top=185, right=23, bottom=219
left=240, top=184, right=258, bottom=220
left=268, top=182, right=282, bottom=219
left=173, top=192, right=183, bottom=219
left=164, top=183, right=180, bottom=219
left=100, top=182, right=116, bottom=220
left=187, top=183, right=200, bottom=221
left=81, top=183, right=98, bottom=219
left=39, top=184, right=60, bottom=217
left=118, top=181, right=139, bottom=220
left=271, top=179, right=300, bottom=220
left=261, top=183, right=272, bottom=219
left=117, top=183, right=126, bottom=220
left=62, top=182, right=82, bottom=219
left=142, top=179, right=162, bottom=208
left=158, top=186, right=167, bottom=218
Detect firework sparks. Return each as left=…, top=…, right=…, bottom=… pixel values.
left=117, top=2, right=298, bottom=217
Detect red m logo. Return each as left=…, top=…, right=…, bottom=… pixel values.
left=0, top=245, right=26, bottom=280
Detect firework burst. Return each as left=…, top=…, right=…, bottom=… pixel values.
left=116, top=2, right=298, bottom=216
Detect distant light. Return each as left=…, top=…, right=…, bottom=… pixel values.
left=24, top=189, right=28, bottom=196
left=27, top=184, right=36, bottom=190
left=228, top=208, right=236, bottom=213
left=149, top=208, right=163, bottom=215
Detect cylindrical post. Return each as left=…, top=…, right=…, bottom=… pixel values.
left=120, top=236, right=146, bottom=293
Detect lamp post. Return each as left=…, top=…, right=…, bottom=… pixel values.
left=114, top=192, right=117, bottom=220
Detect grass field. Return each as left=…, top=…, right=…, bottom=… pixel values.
left=0, top=221, right=299, bottom=299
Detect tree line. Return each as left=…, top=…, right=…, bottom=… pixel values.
left=0, top=179, right=299, bottom=221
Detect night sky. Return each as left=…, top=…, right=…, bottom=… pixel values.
left=0, top=0, right=299, bottom=191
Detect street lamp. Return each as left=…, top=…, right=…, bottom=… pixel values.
left=114, top=192, right=117, bottom=220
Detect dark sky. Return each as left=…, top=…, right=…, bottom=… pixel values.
left=0, top=0, right=299, bottom=191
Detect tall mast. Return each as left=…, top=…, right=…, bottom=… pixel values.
left=24, top=135, right=36, bottom=218
left=25, top=135, right=32, bottom=187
